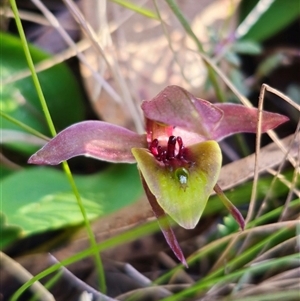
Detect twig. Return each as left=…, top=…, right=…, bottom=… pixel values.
left=0, top=252, right=55, bottom=301
left=48, top=254, right=116, bottom=301
left=62, top=0, right=144, bottom=133
left=30, top=0, right=122, bottom=106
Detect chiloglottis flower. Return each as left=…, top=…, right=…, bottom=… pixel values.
left=28, top=85, right=289, bottom=267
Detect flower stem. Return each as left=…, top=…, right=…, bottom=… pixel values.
left=165, top=0, right=226, bottom=102
left=9, top=0, right=106, bottom=293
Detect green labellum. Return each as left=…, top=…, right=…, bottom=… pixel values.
left=132, top=140, right=222, bottom=229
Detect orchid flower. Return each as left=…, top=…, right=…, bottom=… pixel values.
left=28, top=85, right=288, bottom=267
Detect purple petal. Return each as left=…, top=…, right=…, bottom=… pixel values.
left=213, top=104, right=289, bottom=141
left=142, top=85, right=223, bottom=139
left=28, top=121, right=147, bottom=165
left=141, top=175, right=188, bottom=267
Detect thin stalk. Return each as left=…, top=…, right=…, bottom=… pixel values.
left=0, top=111, right=50, bottom=141
left=9, top=0, right=106, bottom=293
left=0, top=252, right=54, bottom=301
left=111, top=0, right=159, bottom=19
left=11, top=219, right=161, bottom=301
left=204, top=227, right=292, bottom=282
left=165, top=0, right=226, bottom=102
left=60, top=162, right=107, bottom=293
left=245, top=84, right=264, bottom=225
left=8, top=2, right=56, bottom=137
left=160, top=253, right=300, bottom=301
left=247, top=198, right=300, bottom=228
left=29, top=271, right=63, bottom=301
left=214, top=183, right=245, bottom=230
left=153, top=0, right=190, bottom=84
left=235, top=133, right=251, bottom=157
left=155, top=218, right=298, bottom=285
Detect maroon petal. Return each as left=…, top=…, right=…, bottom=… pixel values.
left=28, top=121, right=147, bottom=165
left=213, top=104, right=289, bottom=141
left=142, top=85, right=223, bottom=139
left=214, top=184, right=245, bottom=230
left=141, top=175, right=188, bottom=267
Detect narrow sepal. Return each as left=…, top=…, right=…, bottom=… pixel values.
left=213, top=103, right=289, bottom=141
left=141, top=175, right=188, bottom=267
left=214, top=183, right=245, bottom=230
left=28, top=121, right=147, bottom=165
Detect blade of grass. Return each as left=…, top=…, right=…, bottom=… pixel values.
left=31, top=0, right=122, bottom=106
left=11, top=219, right=298, bottom=300
left=9, top=0, right=106, bottom=293
left=220, top=291, right=300, bottom=301
left=153, top=0, right=189, bottom=84
left=165, top=0, right=226, bottom=102
left=203, top=227, right=294, bottom=281
left=0, top=111, right=50, bottom=141
left=159, top=253, right=300, bottom=301
left=111, top=0, right=159, bottom=20
left=0, top=252, right=55, bottom=301
left=245, top=82, right=265, bottom=225
left=48, top=254, right=112, bottom=301
left=247, top=198, right=300, bottom=228
left=155, top=218, right=298, bottom=285
left=29, top=270, right=63, bottom=301
left=250, top=236, right=298, bottom=265
left=62, top=0, right=144, bottom=133
left=236, top=87, right=300, bottom=257
left=279, top=121, right=300, bottom=220
left=10, top=219, right=161, bottom=301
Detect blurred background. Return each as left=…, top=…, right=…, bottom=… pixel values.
left=1, top=1, right=299, bottom=300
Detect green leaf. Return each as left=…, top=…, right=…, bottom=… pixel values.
left=0, top=212, right=23, bottom=249
left=224, top=51, right=241, bottom=67
left=237, top=0, right=299, bottom=42
left=132, top=141, right=222, bottom=229
left=255, top=53, right=286, bottom=77
left=0, top=164, right=14, bottom=180
left=0, top=164, right=142, bottom=246
left=0, top=32, right=85, bottom=154
left=231, top=40, right=262, bottom=55
left=217, top=214, right=239, bottom=237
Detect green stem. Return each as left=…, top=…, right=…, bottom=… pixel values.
left=235, top=133, right=251, bottom=157
left=0, top=111, right=50, bottom=141
left=9, top=0, right=106, bottom=294
left=165, top=0, right=226, bottom=102
left=111, top=0, right=159, bottom=19
left=204, top=227, right=291, bottom=281
left=154, top=199, right=299, bottom=285
left=10, top=219, right=161, bottom=301
left=8, top=3, right=56, bottom=137
left=247, top=198, right=300, bottom=228
left=160, top=253, right=299, bottom=301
